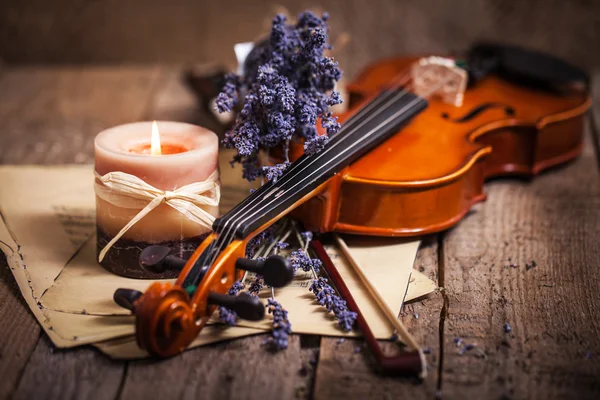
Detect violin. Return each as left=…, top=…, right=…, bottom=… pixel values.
left=114, top=43, right=591, bottom=357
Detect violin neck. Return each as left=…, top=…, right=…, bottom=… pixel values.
left=213, top=89, right=428, bottom=240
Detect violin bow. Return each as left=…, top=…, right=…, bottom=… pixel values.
left=311, top=236, right=426, bottom=378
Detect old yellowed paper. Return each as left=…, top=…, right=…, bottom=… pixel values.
left=0, top=165, right=436, bottom=357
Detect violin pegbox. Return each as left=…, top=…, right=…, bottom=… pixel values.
left=411, top=56, right=467, bottom=107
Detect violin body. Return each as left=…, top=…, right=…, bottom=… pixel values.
left=292, top=56, right=590, bottom=236
left=118, top=44, right=591, bottom=357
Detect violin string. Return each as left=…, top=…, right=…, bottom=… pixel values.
left=201, top=66, right=442, bottom=277
left=201, top=70, right=419, bottom=272
left=214, top=74, right=453, bottom=245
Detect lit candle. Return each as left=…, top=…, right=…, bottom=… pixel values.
left=94, top=121, right=220, bottom=278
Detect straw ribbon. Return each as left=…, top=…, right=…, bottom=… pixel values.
left=94, top=170, right=220, bottom=262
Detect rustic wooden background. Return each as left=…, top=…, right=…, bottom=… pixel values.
left=1, top=0, right=600, bottom=78
left=0, top=65, right=599, bottom=400
left=1, top=1, right=600, bottom=399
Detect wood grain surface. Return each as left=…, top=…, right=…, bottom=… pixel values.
left=0, top=66, right=599, bottom=400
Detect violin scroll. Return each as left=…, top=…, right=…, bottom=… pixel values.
left=134, top=282, right=201, bottom=357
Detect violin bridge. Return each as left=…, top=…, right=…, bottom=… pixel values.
left=411, top=56, right=467, bottom=107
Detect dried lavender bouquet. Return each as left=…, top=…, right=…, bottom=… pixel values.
left=215, top=11, right=355, bottom=350
left=216, top=10, right=343, bottom=181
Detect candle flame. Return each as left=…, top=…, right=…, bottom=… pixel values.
left=151, top=121, right=161, bottom=156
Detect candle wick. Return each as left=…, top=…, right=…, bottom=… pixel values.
left=151, top=121, right=162, bottom=156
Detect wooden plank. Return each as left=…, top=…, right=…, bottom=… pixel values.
left=121, top=335, right=301, bottom=399
left=437, top=124, right=600, bottom=398
left=12, top=337, right=123, bottom=400
left=0, top=67, right=41, bottom=400
left=0, top=219, right=41, bottom=400
left=1, top=66, right=163, bottom=399
left=313, top=238, right=443, bottom=399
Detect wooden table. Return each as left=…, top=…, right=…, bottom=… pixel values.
left=0, top=66, right=599, bottom=400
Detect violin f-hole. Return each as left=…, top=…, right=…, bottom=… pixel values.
left=441, top=102, right=515, bottom=123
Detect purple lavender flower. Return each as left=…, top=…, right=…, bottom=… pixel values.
left=304, top=135, right=329, bottom=156
left=289, top=250, right=322, bottom=274
left=458, top=343, right=476, bottom=356
left=266, top=299, right=292, bottom=350
left=327, top=91, right=343, bottom=106
left=249, top=273, right=265, bottom=295
left=215, top=11, right=343, bottom=182
left=315, top=284, right=336, bottom=307
left=309, top=277, right=328, bottom=294
left=275, top=241, right=289, bottom=250
left=311, top=258, right=323, bottom=273
left=262, top=161, right=290, bottom=182
left=321, top=112, right=340, bottom=135
left=301, top=231, right=313, bottom=244
left=337, top=310, right=358, bottom=332
left=215, top=73, right=240, bottom=113
left=246, top=228, right=275, bottom=258
left=218, top=307, right=237, bottom=326
left=234, top=155, right=261, bottom=183
left=218, top=281, right=245, bottom=325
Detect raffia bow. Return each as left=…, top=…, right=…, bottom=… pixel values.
left=94, top=170, right=220, bottom=262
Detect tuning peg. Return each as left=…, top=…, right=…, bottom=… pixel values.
left=114, top=288, right=143, bottom=311
left=235, top=255, right=294, bottom=288
left=207, top=292, right=265, bottom=321
left=139, top=245, right=187, bottom=273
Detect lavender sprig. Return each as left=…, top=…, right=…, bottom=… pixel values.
left=293, top=225, right=356, bottom=332
left=308, top=276, right=357, bottom=332
left=266, top=298, right=292, bottom=350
